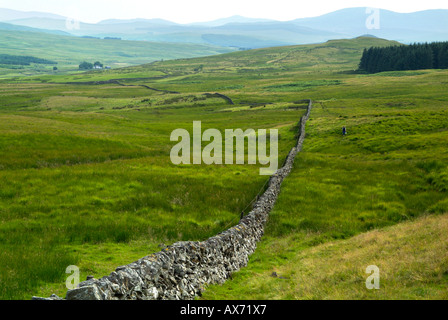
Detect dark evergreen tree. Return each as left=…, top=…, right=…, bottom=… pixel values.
left=0, top=54, right=57, bottom=66
left=358, top=41, right=448, bottom=73
left=79, top=61, right=93, bottom=70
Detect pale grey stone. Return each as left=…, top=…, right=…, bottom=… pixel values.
left=66, top=285, right=102, bottom=300
left=34, top=100, right=312, bottom=301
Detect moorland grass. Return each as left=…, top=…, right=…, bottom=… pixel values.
left=0, top=36, right=447, bottom=299
left=0, top=81, right=305, bottom=299
left=0, top=30, right=234, bottom=79
left=201, top=69, right=448, bottom=300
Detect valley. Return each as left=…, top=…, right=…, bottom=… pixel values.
left=0, top=35, right=447, bottom=300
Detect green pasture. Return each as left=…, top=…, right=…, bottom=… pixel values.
left=0, top=36, right=447, bottom=299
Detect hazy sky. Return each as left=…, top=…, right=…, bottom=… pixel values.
left=1, top=0, right=447, bottom=23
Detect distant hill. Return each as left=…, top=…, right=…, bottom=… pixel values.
left=97, top=18, right=177, bottom=26
left=117, top=36, right=402, bottom=78
left=0, top=29, right=235, bottom=76
left=2, top=17, right=345, bottom=49
left=188, top=15, right=275, bottom=27
left=1, top=7, right=448, bottom=48
left=14, top=36, right=399, bottom=84
left=291, top=8, right=448, bottom=43
left=0, top=8, right=66, bottom=21
left=6, top=17, right=77, bottom=32
left=1, top=15, right=347, bottom=49
left=0, top=21, right=71, bottom=36
left=357, top=34, right=379, bottom=38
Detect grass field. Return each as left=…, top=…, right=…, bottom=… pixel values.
left=0, top=36, right=447, bottom=300
left=0, top=29, right=235, bottom=79
left=201, top=60, right=448, bottom=299
left=204, top=212, right=448, bottom=300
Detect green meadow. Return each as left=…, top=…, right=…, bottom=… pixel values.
left=0, top=29, right=235, bottom=79
left=202, top=61, right=448, bottom=299
left=0, top=36, right=447, bottom=299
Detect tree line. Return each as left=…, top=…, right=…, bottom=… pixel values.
left=0, top=54, right=57, bottom=66
left=79, top=61, right=103, bottom=70
left=359, top=42, right=448, bottom=73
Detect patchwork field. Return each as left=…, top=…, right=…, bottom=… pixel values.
left=0, top=36, right=447, bottom=299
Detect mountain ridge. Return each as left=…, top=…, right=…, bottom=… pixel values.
left=0, top=7, right=447, bottom=48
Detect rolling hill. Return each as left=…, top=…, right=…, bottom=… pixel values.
left=2, top=35, right=448, bottom=300
left=292, top=8, right=448, bottom=43
left=0, top=21, right=71, bottom=35
left=1, top=7, right=448, bottom=49
left=0, top=8, right=66, bottom=21
left=0, top=28, right=235, bottom=78
left=0, top=32, right=447, bottom=300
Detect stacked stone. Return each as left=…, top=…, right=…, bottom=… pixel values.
left=33, top=100, right=312, bottom=301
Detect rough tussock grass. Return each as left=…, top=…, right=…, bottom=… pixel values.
left=1, top=36, right=447, bottom=299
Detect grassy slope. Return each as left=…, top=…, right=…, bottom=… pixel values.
left=0, top=29, right=235, bottom=78
left=204, top=212, right=448, bottom=300
left=0, top=36, right=447, bottom=299
left=200, top=51, right=448, bottom=299
left=0, top=40, right=315, bottom=299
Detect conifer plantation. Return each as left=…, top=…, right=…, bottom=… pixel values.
left=359, top=42, right=448, bottom=73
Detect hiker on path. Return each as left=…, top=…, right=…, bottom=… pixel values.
left=342, top=126, right=347, bottom=136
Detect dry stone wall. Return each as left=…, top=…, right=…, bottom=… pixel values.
left=33, top=100, right=312, bottom=301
